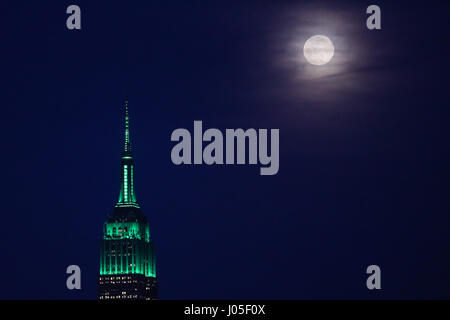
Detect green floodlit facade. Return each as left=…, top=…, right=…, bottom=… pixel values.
left=98, top=102, right=157, bottom=300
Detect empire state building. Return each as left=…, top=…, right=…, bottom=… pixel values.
left=98, top=102, right=157, bottom=300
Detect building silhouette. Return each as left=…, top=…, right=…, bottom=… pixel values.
left=98, top=101, right=157, bottom=300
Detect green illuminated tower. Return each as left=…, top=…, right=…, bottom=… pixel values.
left=98, top=101, right=157, bottom=300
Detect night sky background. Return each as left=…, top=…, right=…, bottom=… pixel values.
left=1, top=1, right=449, bottom=299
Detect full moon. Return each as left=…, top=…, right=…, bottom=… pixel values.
left=303, top=35, right=334, bottom=66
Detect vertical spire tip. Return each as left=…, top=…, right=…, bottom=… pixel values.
left=124, top=100, right=131, bottom=153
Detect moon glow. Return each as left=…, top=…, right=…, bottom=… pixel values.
left=303, top=35, right=334, bottom=66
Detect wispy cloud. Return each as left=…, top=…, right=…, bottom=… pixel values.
left=266, top=2, right=396, bottom=103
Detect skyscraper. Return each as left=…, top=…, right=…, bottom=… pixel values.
left=98, top=102, right=157, bottom=300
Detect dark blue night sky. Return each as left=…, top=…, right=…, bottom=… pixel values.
left=1, top=1, right=449, bottom=299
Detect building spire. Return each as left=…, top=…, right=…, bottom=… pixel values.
left=117, top=100, right=139, bottom=208
left=124, top=100, right=131, bottom=153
